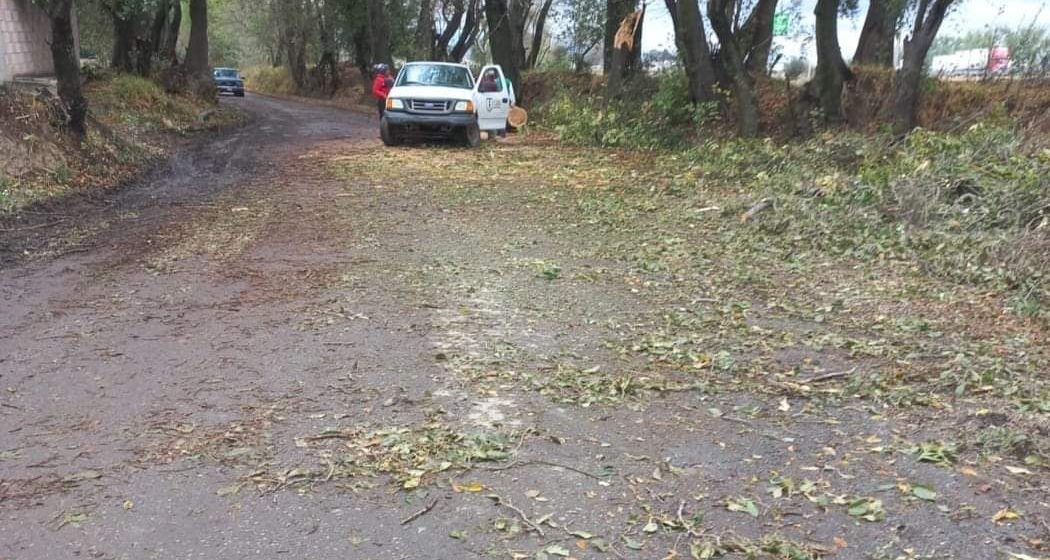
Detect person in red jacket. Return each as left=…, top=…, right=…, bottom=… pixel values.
left=372, top=64, right=393, bottom=117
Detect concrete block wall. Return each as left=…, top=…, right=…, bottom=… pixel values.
left=0, top=0, right=55, bottom=83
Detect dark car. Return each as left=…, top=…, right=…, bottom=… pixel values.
left=213, top=68, right=245, bottom=97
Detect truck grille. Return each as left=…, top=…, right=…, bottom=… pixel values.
left=408, top=99, right=451, bottom=114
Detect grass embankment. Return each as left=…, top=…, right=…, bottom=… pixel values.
left=0, top=74, right=244, bottom=216
left=530, top=73, right=1049, bottom=327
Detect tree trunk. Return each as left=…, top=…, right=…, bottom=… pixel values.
left=416, top=0, right=435, bottom=58
left=809, top=0, right=852, bottom=123
left=741, top=0, right=778, bottom=75
left=43, top=0, right=87, bottom=138
left=448, top=0, right=481, bottom=62
left=186, top=0, right=210, bottom=76
left=149, top=0, right=171, bottom=58
left=315, top=1, right=339, bottom=94
left=670, top=0, right=717, bottom=103
left=435, top=0, right=465, bottom=60
left=606, top=6, right=644, bottom=98
left=367, top=0, right=392, bottom=66
left=161, top=0, right=182, bottom=65
left=854, top=0, right=907, bottom=67
left=892, top=0, right=954, bottom=134
left=707, top=0, right=759, bottom=136
left=525, top=0, right=555, bottom=69
left=111, top=13, right=136, bottom=73
left=507, top=0, right=527, bottom=69
left=484, top=0, right=521, bottom=91
left=604, top=0, right=635, bottom=72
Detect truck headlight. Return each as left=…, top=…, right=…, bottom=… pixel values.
left=454, top=100, right=474, bottom=113
left=386, top=98, right=404, bottom=110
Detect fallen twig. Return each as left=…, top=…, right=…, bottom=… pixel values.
left=0, top=220, right=65, bottom=233
left=400, top=497, right=438, bottom=525
left=740, top=199, right=773, bottom=223
left=488, top=494, right=545, bottom=537
left=676, top=500, right=703, bottom=537
left=483, top=459, right=605, bottom=480
left=801, top=368, right=856, bottom=384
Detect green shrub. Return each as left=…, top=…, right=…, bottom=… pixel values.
left=535, top=67, right=719, bottom=150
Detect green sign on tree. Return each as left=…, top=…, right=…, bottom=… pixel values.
left=773, top=13, right=790, bottom=36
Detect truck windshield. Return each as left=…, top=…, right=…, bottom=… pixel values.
left=396, top=64, right=473, bottom=89
left=214, top=69, right=239, bottom=79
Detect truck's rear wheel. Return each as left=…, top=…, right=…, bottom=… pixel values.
left=462, top=123, right=481, bottom=148
left=380, top=118, right=402, bottom=146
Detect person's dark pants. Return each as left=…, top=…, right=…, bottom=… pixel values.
left=377, top=99, right=385, bottom=118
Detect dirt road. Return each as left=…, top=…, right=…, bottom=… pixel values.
left=1, top=95, right=1046, bottom=560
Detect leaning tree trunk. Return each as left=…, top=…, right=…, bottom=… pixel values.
left=186, top=0, right=210, bottom=76
left=41, top=0, right=87, bottom=138
left=484, top=0, right=521, bottom=91
left=448, top=0, right=481, bottom=62
left=741, top=0, right=778, bottom=75
left=604, top=0, right=636, bottom=72
left=854, top=0, right=908, bottom=66
left=525, top=0, right=555, bottom=69
left=708, top=0, right=759, bottom=136
left=606, top=6, right=644, bottom=98
left=668, top=0, right=717, bottom=103
left=366, top=0, right=393, bottom=66
left=809, top=0, right=852, bottom=123
left=892, top=0, right=954, bottom=134
left=433, top=2, right=462, bottom=60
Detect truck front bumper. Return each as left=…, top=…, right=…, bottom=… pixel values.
left=383, top=111, right=475, bottom=136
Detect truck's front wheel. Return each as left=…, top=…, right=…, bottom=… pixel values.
left=380, top=118, right=402, bottom=146
left=462, top=123, right=481, bottom=148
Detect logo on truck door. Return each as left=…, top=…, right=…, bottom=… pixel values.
left=487, top=98, right=497, bottom=111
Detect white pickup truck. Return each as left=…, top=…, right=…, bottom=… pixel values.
left=381, top=62, right=516, bottom=147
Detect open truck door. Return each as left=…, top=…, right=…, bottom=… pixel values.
left=474, top=65, right=514, bottom=134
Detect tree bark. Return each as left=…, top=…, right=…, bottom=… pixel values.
left=111, top=11, right=136, bottom=73
left=854, top=0, right=907, bottom=67
left=149, top=0, right=171, bottom=59
left=186, top=0, right=210, bottom=76
left=41, top=0, right=87, bottom=138
left=508, top=0, right=527, bottom=69
left=525, top=0, right=555, bottom=69
left=604, top=0, right=635, bottom=72
left=670, top=0, right=717, bottom=103
left=708, top=0, right=759, bottom=136
left=606, top=6, right=644, bottom=98
left=448, top=0, right=481, bottom=62
left=484, top=0, right=521, bottom=91
left=809, top=0, right=852, bottom=123
left=314, top=0, right=339, bottom=94
left=161, top=0, right=182, bottom=65
left=435, top=0, right=467, bottom=60
left=367, top=0, right=393, bottom=66
left=416, top=0, right=435, bottom=59
left=741, top=0, right=778, bottom=75
left=892, top=0, right=954, bottom=134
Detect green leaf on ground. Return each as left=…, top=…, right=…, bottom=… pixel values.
left=726, top=497, right=759, bottom=517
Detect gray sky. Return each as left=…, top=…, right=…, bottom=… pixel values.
left=639, top=0, right=1050, bottom=57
